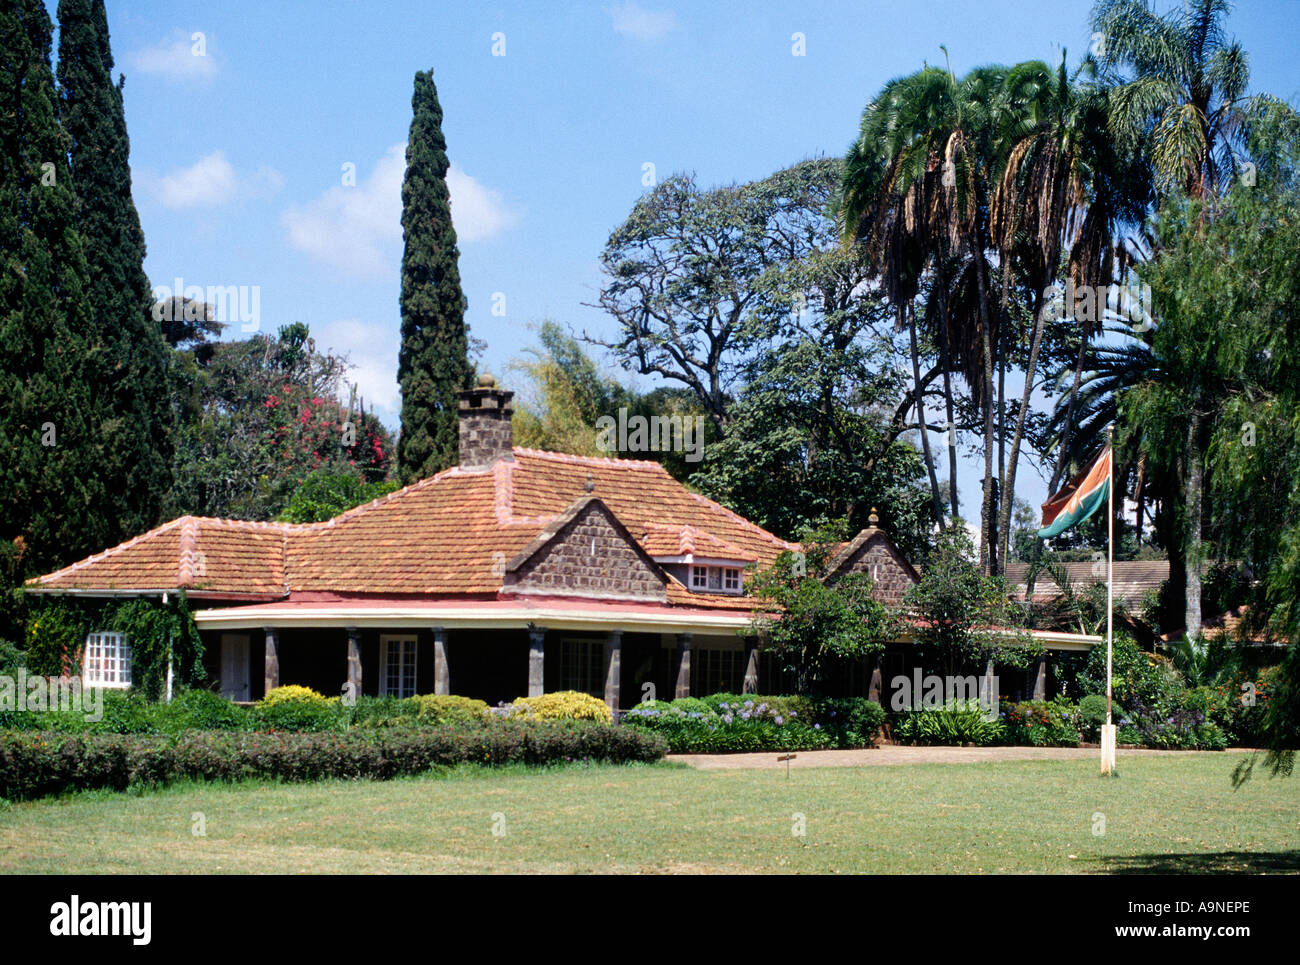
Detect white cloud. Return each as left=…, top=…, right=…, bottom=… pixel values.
left=157, top=152, right=237, bottom=207
left=315, top=318, right=401, bottom=413
left=446, top=164, right=519, bottom=242
left=609, top=2, right=678, bottom=41
left=149, top=152, right=283, bottom=209
left=282, top=145, right=518, bottom=278
left=129, top=29, right=218, bottom=81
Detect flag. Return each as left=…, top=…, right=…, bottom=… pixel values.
left=1037, top=447, right=1112, bottom=538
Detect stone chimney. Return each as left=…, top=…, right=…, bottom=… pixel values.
left=458, top=374, right=515, bottom=471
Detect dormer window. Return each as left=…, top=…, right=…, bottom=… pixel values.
left=690, top=564, right=743, bottom=594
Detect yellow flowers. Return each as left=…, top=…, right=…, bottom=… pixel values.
left=510, top=691, right=613, bottom=723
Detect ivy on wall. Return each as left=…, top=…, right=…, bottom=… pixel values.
left=25, top=593, right=206, bottom=700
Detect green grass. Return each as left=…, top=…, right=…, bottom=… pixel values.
left=1, top=755, right=1296, bottom=873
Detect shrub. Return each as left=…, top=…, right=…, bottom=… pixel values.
left=154, top=689, right=248, bottom=733
left=0, top=719, right=668, bottom=800
left=250, top=697, right=345, bottom=733
left=261, top=685, right=328, bottom=706
left=410, top=694, right=490, bottom=725
left=622, top=693, right=883, bottom=753
left=1077, top=694, right=1109, bottom=740
left=510, top=691, right=613, bottom=723
left=999, top=699, right=1082, bottom=747
left=892, top=700, right=1004, bottom=746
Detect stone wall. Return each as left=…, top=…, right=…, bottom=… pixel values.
left=834, top=533, right=918, bottom=605
left=458, top=385, right=514, bottom=470
left=510, top=502, right=667, bottom=601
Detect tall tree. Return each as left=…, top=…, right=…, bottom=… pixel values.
left=0, top=0, right=104, bottom=637
left=396, top=69, right=471, bottom=484
left=56, top=0, right=174, bottom=541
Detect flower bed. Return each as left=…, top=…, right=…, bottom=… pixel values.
left=621, top=694, right=885, bottom=753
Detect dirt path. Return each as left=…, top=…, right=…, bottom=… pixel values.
left=672, top=744, right=1225, bottom=770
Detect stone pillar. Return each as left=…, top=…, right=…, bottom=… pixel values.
left=982, top=658, right=997, bottom=706
left=432, top=627, right=450, bottom=696
left=742, top=639, right=760, bottom=694
left=673, top=633, right=692, bottom=699
left=346, top=626, right=362, bottom=698
left=603, top=630, right=622, bottom=714
left=868, top=654, right=884, bottom=704
left=1032, top=655, right=1048, bottom=702
left=528, top=625, right=545, bottom=698
left=263, top=626, right=279, bottom=695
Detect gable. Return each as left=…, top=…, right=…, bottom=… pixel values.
left=504, top=498, right=667, bottom=603
left=828, top=531, right=919, bottom=605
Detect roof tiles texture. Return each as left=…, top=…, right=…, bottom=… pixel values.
left=30, top=450, right=794, bottom=610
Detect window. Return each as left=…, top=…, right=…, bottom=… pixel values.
left=559, top=638, right=605, bottom=697
left=687, top=564, right=744, bottom=595
left=692, top=648, right=743, bottom=695
left=379, top=635, right=418, bottom=698
left=83, top=632, right=131, bottom=688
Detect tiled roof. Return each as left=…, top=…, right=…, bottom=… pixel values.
left=29, top=449, right=795, bottom=606
left=28, top=516, right=288, bottom=595
left=639, top=523, right=757, bottom=562
left=1005, top=560, right=1170, bottom=609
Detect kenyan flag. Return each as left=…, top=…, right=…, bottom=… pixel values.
left=1037, top=447, right=1112, bottom=539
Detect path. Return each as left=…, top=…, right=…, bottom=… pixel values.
left=672, top=744, right=1227, bottom=770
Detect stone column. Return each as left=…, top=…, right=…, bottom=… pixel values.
left=528, top=625, right=545, bottom=698
left=263, top=626, right=279, bottom=695
left=603, top=630, right=622, bottom=714
left=673, top=633, right=692, bottom=699
left=432, top=627, right=450, bottom=695
left=742, top=638, right=760, bottom=694
left=346, top=626, right=362, bottom=698
left=868, top=654, right=884, bottom=704
left=982, top=658, right=997, bottom=706
left=1032, top=655, right=1048, bottom=702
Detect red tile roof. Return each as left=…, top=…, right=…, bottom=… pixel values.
left=28, top=449, right=795, bottom=612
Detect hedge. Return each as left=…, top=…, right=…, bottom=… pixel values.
left=0, top=720, right=667, bottom=801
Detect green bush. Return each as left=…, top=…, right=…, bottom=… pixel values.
left=0, top=719, right=668, bottom=800
left=250, top=697, right=345, bottom=733
left=154, top=689, right=248, bottom=733
left=892, top=700, right=1004, bottom=746
left=410, top=694, right=490, bottom=725
left=622, top=693, right=884, bottom=753
left=1077, top=694, right=1109, bottom=740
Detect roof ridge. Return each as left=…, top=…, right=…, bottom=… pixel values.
left=513, top=446, right=668, bottom=471
left=29, top=516, right=189, bottom=586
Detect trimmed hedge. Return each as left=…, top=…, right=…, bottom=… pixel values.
left=0, top=719, right=667, bottom=801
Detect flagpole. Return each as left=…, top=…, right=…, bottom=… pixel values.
left=1102, top=425, right=1116, bottom=776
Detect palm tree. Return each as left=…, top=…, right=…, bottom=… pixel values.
left=1082, top=0, right=1300, bottom=635
left=987, top=55, right=1143, bottom=568
left=1092, top=0, right=1282, bottom=201
left=839, top=62, right=1008, bottom=570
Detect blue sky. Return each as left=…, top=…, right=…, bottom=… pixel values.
left=58, top=0, right=1300, bottom=521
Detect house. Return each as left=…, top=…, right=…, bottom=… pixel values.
left=27, top=378, right=1097, bottom=709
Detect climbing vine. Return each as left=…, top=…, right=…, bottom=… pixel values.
left=25, top=593, right=205, bottom=699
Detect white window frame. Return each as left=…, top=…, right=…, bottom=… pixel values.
left=687, top=564, right=745, bottom=595
left=379, top=634, right=419, bottom=698
left=83, top=631, right=131, bottom=689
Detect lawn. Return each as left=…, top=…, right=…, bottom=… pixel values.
left=1, top=753, right=1296, bottom=874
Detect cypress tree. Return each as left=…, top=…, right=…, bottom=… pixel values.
left=396, top=69, right=472, bottom=483
left=56, top=0, right=174, bottom=539
left=0, top=0, right=107, bottom=586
